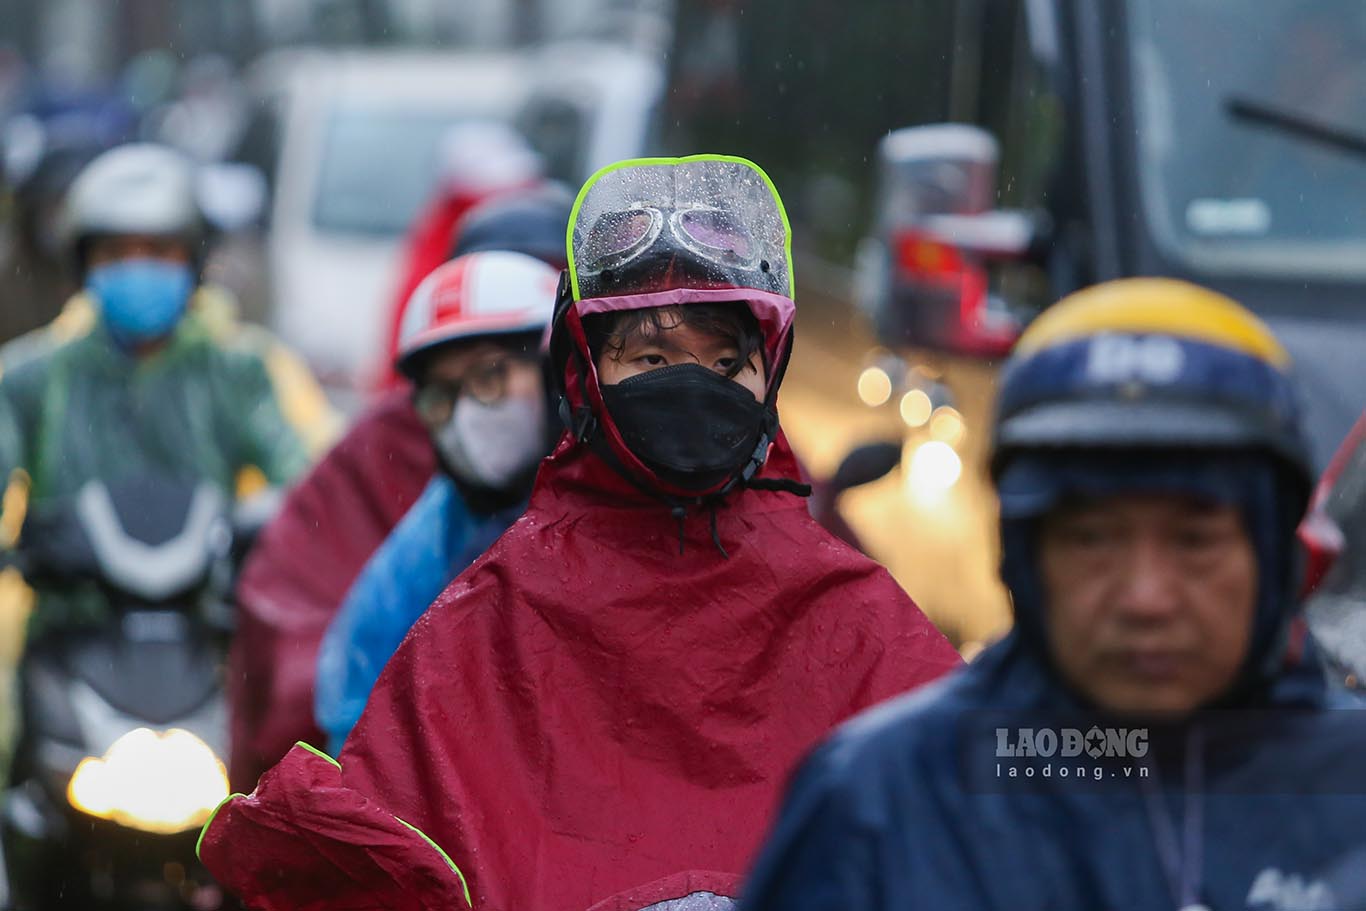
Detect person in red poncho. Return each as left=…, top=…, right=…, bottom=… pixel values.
left=226, top=188, right=573, bottom=791
left=200, top=155, right=960, bottom=911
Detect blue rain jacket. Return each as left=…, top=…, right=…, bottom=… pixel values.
left=314, top=475, right=521, bottom=753
left=743, top=451, right=1366, bottom=911
left=741, top=635, right=1366, bottom=911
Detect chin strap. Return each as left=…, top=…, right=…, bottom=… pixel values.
left=745, top=476, right=812, bottom=497
left=558, top=396, right=598, bottom=444
left=718, top=413, right=812, bottom=500
left=717, top=433, right=770, bottom=497
left=671, top=504, right=688, bottom=555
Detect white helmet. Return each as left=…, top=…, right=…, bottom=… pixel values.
left=60, top=142, right=201, bottom=259
left=436, top=122, right=542, bottom=196
left=396, top=251, right=560, bottom=378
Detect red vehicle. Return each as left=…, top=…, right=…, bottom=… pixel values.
left=1304, top=412, right=1366, bottom=692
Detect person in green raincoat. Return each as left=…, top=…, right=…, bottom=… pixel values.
left=0, top=142, right=312, bottom=633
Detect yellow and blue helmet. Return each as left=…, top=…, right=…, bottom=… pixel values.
left=992, top=278, right=1317, bottom=691
left=992, top=277, right=1312, bottom=504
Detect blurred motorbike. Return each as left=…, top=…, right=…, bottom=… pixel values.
left=0, top=477, right=252, bottom=911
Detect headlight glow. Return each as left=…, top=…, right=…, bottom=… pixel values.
left=67, top=728, right=229, bottom=835
left=907, top=440, right=963, bottom=496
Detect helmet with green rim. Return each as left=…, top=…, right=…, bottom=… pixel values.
left=549, top=155, right=798, bottom=501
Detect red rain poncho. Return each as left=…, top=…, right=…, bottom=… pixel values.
left=585, top=871, right=743, bottom=911
left=204, top=155, right=960, bottom=911
left=228, top=389, right=434, bottom=790
left=203, top=431, right=960, bottom=910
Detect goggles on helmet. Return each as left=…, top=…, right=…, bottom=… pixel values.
left=580, top=205, right=760, bottom=277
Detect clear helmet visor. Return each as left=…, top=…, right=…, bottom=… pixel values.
left=569, top=156, right=792, bottom=302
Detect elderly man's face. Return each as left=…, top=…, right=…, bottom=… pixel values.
left=1040, top=493, right=1257, bottom=716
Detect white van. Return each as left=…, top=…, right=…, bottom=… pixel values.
left=229, top=49, right=528, bottom=404
left=229, top=43, right=663, bottom=409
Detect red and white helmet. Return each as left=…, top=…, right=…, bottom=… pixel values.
left=396, top=250, right=560, bottom=378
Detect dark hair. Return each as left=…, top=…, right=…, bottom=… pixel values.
left=582, top=302, right=765, bottom=379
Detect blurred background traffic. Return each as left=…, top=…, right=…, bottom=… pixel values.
left=3, top=0, right=1366, bottom=668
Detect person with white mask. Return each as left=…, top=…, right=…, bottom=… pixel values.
left=313, top=250, right=559, bottom=753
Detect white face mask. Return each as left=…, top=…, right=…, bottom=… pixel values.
left=434, top=393, right=548, bottom=491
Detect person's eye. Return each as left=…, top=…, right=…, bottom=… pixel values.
left=415, top=385, right=458, bottom=422
left=477, top=360, right=508, bottom=382
left=714, top=356, right=739, bottom=373
left=1058, top=522, right=1118, bottom=551
left=1174, top=524, right=1226, bottom=553
left=636, top=353, right=667, bottom=366
left=466, top=361, right=510, bottom=400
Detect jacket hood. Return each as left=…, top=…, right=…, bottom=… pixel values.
left=996, top=449, right=1320, bottom=708
left=550, top=282, right=796, bottom=501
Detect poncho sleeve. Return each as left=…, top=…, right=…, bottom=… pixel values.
left=0, top=382, right=23, bottom=493
left=198, top=743, right=471, bottom=911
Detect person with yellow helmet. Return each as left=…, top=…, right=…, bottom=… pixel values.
left=743, top=278, right=1366, bottom=911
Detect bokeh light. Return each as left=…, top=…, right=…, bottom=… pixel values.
left=929, top=406, right=966, bottom=447
left=900, top=389, right=932, bottom=427
left=857, top=366, right=893, bottom=407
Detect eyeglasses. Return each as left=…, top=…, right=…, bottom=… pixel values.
left=412, top=354, right=536, bottom=423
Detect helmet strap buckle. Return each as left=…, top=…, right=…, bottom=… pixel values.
left=557, top=396, right=598, bottom=443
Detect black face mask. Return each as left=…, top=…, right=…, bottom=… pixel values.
left=599, top=363, right=774, bottom=493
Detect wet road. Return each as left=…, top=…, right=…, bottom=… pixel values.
left=777, top=256, right=1011, bottom=651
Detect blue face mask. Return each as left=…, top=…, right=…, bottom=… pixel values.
left=88, top=258, right=195, bottom=347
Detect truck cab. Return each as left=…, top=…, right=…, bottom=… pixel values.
left=848, top=0, right=1365, bottom=646
left=863, top=0, right=1366, bottom=467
